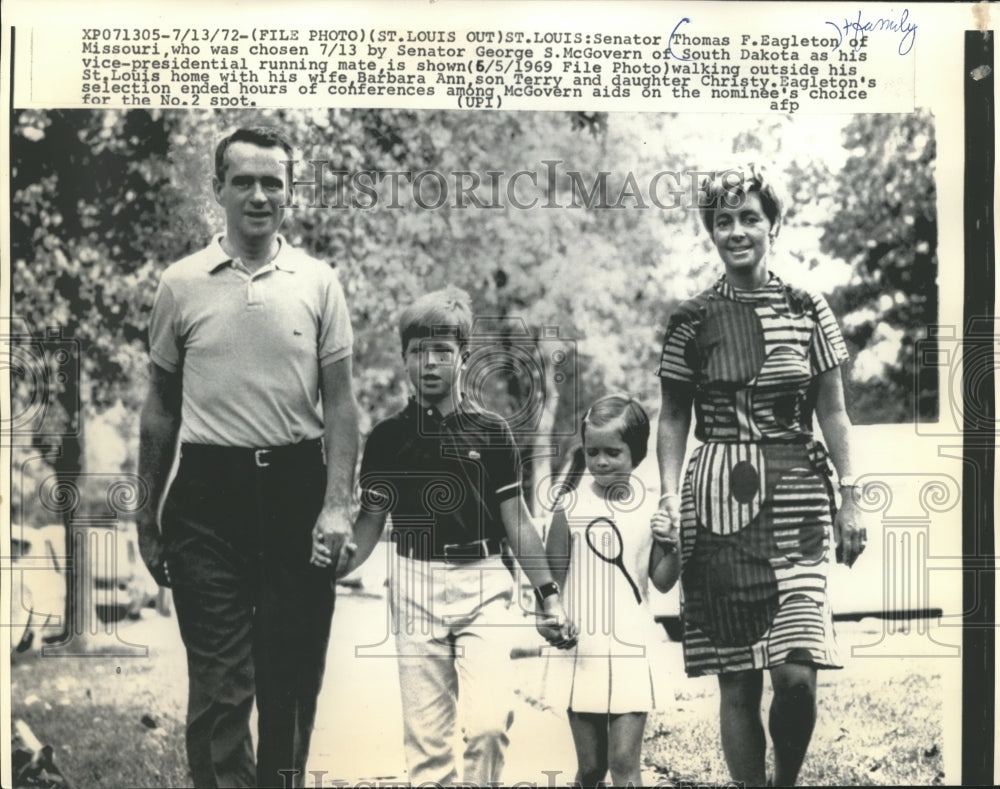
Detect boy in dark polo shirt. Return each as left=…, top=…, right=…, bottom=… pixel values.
left=312, top=287, right=575, bottom=786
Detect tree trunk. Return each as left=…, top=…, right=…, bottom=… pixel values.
left=52, top=356, right=84, bottom=647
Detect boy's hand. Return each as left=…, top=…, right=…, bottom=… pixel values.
left=536, top=598, right=577, bottom=650
left=651, top=509, right=679, bottom=553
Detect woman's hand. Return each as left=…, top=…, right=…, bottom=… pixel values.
left=651, top=507, right=679, bottom=553
left=834, top=491, right=866, bottom=568
left=815, top=366, right=865, bottom=568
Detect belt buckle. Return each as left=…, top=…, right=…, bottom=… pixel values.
left=254, top=449, right=272, bottom=468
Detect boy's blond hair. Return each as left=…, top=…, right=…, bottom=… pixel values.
left=398, top=286, right=474, bottom=352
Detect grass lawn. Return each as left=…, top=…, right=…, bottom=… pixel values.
left=517, top=619, right=948, bottom=787
left=11, top=613, right=948, bottom=788
left=641, top=663, right=946, bottom=786
left=10, top=622, right=190, bottom=789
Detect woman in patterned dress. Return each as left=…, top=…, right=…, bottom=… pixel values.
left=653, top=164, right=866, bottom=786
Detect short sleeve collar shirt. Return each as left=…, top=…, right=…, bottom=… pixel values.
left=359, top=397, right=522, bottom=551
left=148, top=235, right=353, bottom=447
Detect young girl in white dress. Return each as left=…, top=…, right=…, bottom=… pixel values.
left=544, top=394, right=680, bottom=787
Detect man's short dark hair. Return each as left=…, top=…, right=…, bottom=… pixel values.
left=214, top=127, right=294, bottom=182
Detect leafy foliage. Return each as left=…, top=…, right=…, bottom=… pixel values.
left=13, top=110, right=187, bottom=416
left=11, top=109, right=938, bottom=487
left=819, top=110, right=938, bottom=423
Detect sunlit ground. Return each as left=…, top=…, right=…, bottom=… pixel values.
left=11, top=589, right=953, bottom=788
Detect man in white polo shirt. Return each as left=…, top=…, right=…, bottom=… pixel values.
left=137, top=126, right=359, bottom=788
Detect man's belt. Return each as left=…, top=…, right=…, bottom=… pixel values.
left=395, top=536, right=506, bottom=564
left=180, top=438, right=323, bottom=469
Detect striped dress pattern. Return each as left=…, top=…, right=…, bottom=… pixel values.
left=658, top=274, right=848, bottom=676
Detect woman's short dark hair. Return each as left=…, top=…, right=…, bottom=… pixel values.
left=699, top=162, right=785, bottom=237
left=580, top=393, right=651, bottom=467
left=214, top=127, right=294, bottom=181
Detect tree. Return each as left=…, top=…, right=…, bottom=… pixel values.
left=11, top=109, right=186, bottom=645
left=13, top=109, right=932, bottom=598
left=817, top=111, right=938, bottom=424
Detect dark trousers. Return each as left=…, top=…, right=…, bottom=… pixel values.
left=163, top=442, right=335, bottom=788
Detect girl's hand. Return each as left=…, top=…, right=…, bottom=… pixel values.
left=536, top=599, right=578, bottom=650
left=651, top=509, right=679, bottom=553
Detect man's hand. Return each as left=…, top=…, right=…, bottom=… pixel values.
left=136, top=512, right=170, bottom=587
left=309, top=506, right=356, bottom=576
left=834, top=491, right=866, bottom=568
left=536, top=597, right=578, bottom=650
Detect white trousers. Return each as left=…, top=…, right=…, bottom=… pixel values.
left=390, top=555, right=517, bottom=787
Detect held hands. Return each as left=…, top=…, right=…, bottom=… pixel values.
left=536, top=597, right=578, bottom=650
left=651, top=494, right=681, bottom=553
left=136, top=510, right=171, bottom=588
left=309, top=506, right=356, bottom=577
